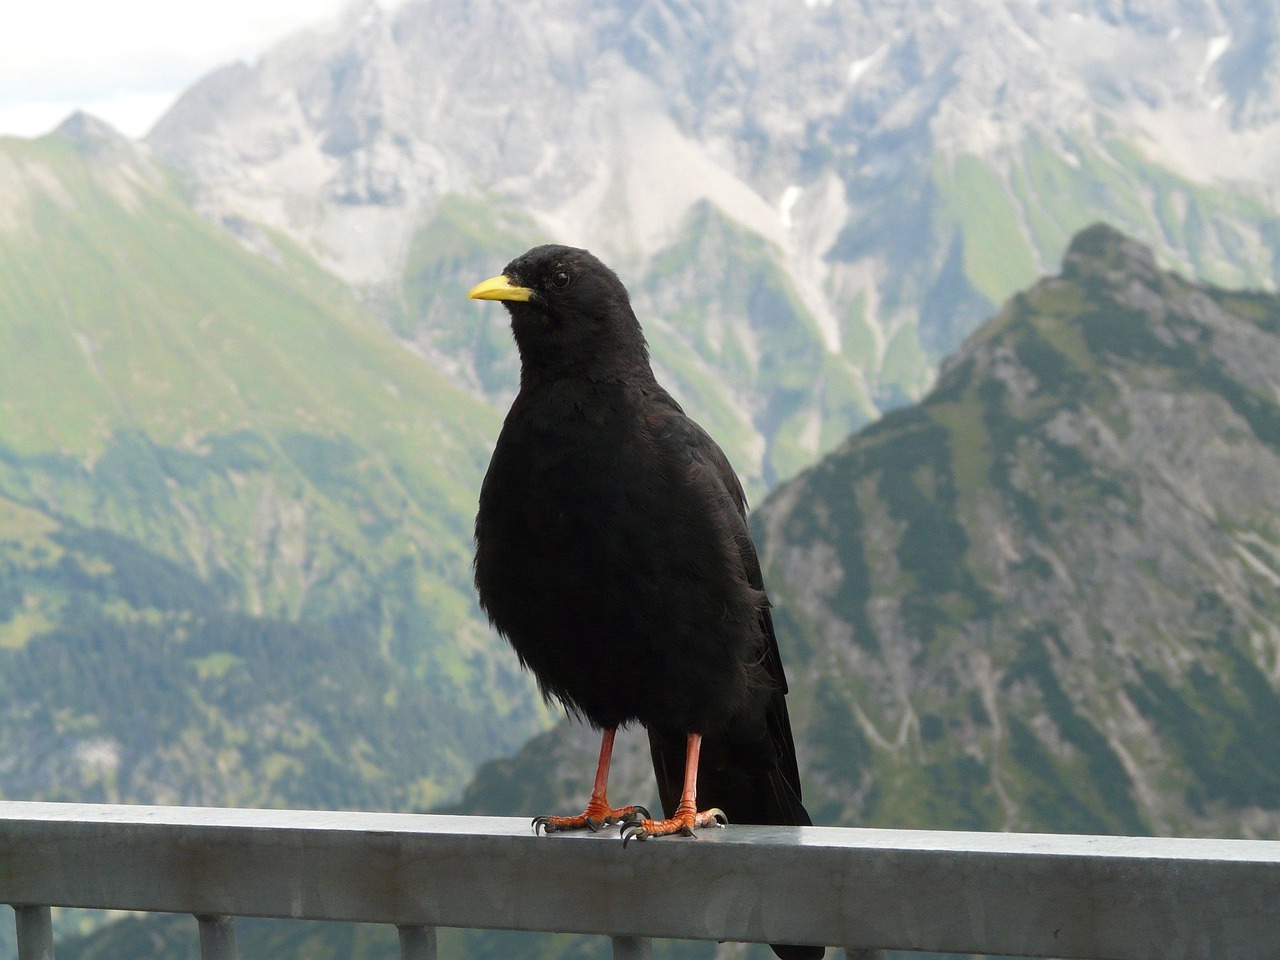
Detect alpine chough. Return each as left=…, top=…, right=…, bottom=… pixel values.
left=470, top=245, right=821, bottom=960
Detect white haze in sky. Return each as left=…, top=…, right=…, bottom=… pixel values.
left=0, top=0, right=380, bottom=138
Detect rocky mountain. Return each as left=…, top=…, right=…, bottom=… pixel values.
left=759, top=222, right=1280, bottom=837
left=144, top=0, right=1280, bottom=487
left=0, top=117, right=547, bottom=811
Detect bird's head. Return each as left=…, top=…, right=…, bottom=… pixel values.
left=468, top=244, right=649, bottom=382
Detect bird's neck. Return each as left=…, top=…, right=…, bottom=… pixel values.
left=518, top=349, right=655, bottom=389
left=515, top=317, right=655, bottom=388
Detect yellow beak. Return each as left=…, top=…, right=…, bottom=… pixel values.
left=468, top=275, right=534, bottom=302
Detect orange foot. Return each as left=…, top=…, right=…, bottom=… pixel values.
left=532, top=798, right=649, bottom=835
left=620, top=805, right=728, bottom=846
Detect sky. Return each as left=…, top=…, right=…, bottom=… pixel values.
left=0, top=0, right=368, bottom=139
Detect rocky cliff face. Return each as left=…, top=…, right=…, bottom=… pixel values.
left=143, top=0, right=1280, bottom=488
left=758, top=223, right=1280, bottom=836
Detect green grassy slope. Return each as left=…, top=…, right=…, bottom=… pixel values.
left=926, top=134, right=1280, bottom=346
left=639, top=201, right=876, bottom=490
left=0, top=124, right=548, bottom=810
left=829, top=135, right=1280, bottom=422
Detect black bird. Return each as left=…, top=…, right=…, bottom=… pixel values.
left=470, top=245, right=821, bottom=960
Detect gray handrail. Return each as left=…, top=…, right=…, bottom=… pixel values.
left=3, top=801, right=1279, bottom=959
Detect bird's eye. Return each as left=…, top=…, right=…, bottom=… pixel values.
left=550, top=269, right=571, bottom=290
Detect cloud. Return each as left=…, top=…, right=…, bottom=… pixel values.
left=0, top=93, right=180, bottom=140
left=0, top=0, right=362, bottom=137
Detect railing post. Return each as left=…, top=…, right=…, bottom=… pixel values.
left=610, top=935, right=652, bottom=960
left=397, top=924, right=438, bottom=960
left=14, top=906, right=54, bottom=960
left=196, top=914, right=238, bottom=960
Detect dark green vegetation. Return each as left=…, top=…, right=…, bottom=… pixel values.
left=53, top=912, right=721, bottom=960
left=0, top=123, right=548, bottom=811
left=3, top=501, right=489, bottom=809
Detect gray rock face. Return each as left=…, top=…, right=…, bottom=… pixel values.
left=143, top=0, right=1280, bottom=489
left=146, top=0, right=1280, bottom=256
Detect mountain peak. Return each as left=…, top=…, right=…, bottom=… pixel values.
left=1060, top=222, right=1160, bottom=284
left=753, top=226, right=1280, bottom=839
left=54, top=111, right=129, bottom=146
left=51, top=111, right=141, bottom=165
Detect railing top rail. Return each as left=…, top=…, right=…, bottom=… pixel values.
left=4, top=800, right=1278, bottom=860
left=3, top=801, right=1279, bottom=959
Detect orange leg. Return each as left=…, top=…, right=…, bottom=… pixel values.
left=621, top=733, right=728, bottom=844
left=533, top=728, right=649, bottom=834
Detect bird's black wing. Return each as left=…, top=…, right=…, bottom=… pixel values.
left=642, top=386, right=809, bottom=827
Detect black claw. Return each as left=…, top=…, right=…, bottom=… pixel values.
left=532, top=816, right=552, bottom=836
left=618, top=806, right=649, bottom=825
left=620, top=823, right=648, bottom=848
left=708, top=808, right=729, bottom=827
left=585, top=817, right=603, bottom=833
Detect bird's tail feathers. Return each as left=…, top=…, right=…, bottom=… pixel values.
left=648, top=730, right=824, bottom=959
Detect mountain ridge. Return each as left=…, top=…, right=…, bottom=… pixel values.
left=132, top=0, right=1280, bottom=488
left=758, top=221, right=1280, bottom=837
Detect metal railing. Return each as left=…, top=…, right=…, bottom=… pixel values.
left=2, top=801, right=1279, bottom=959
